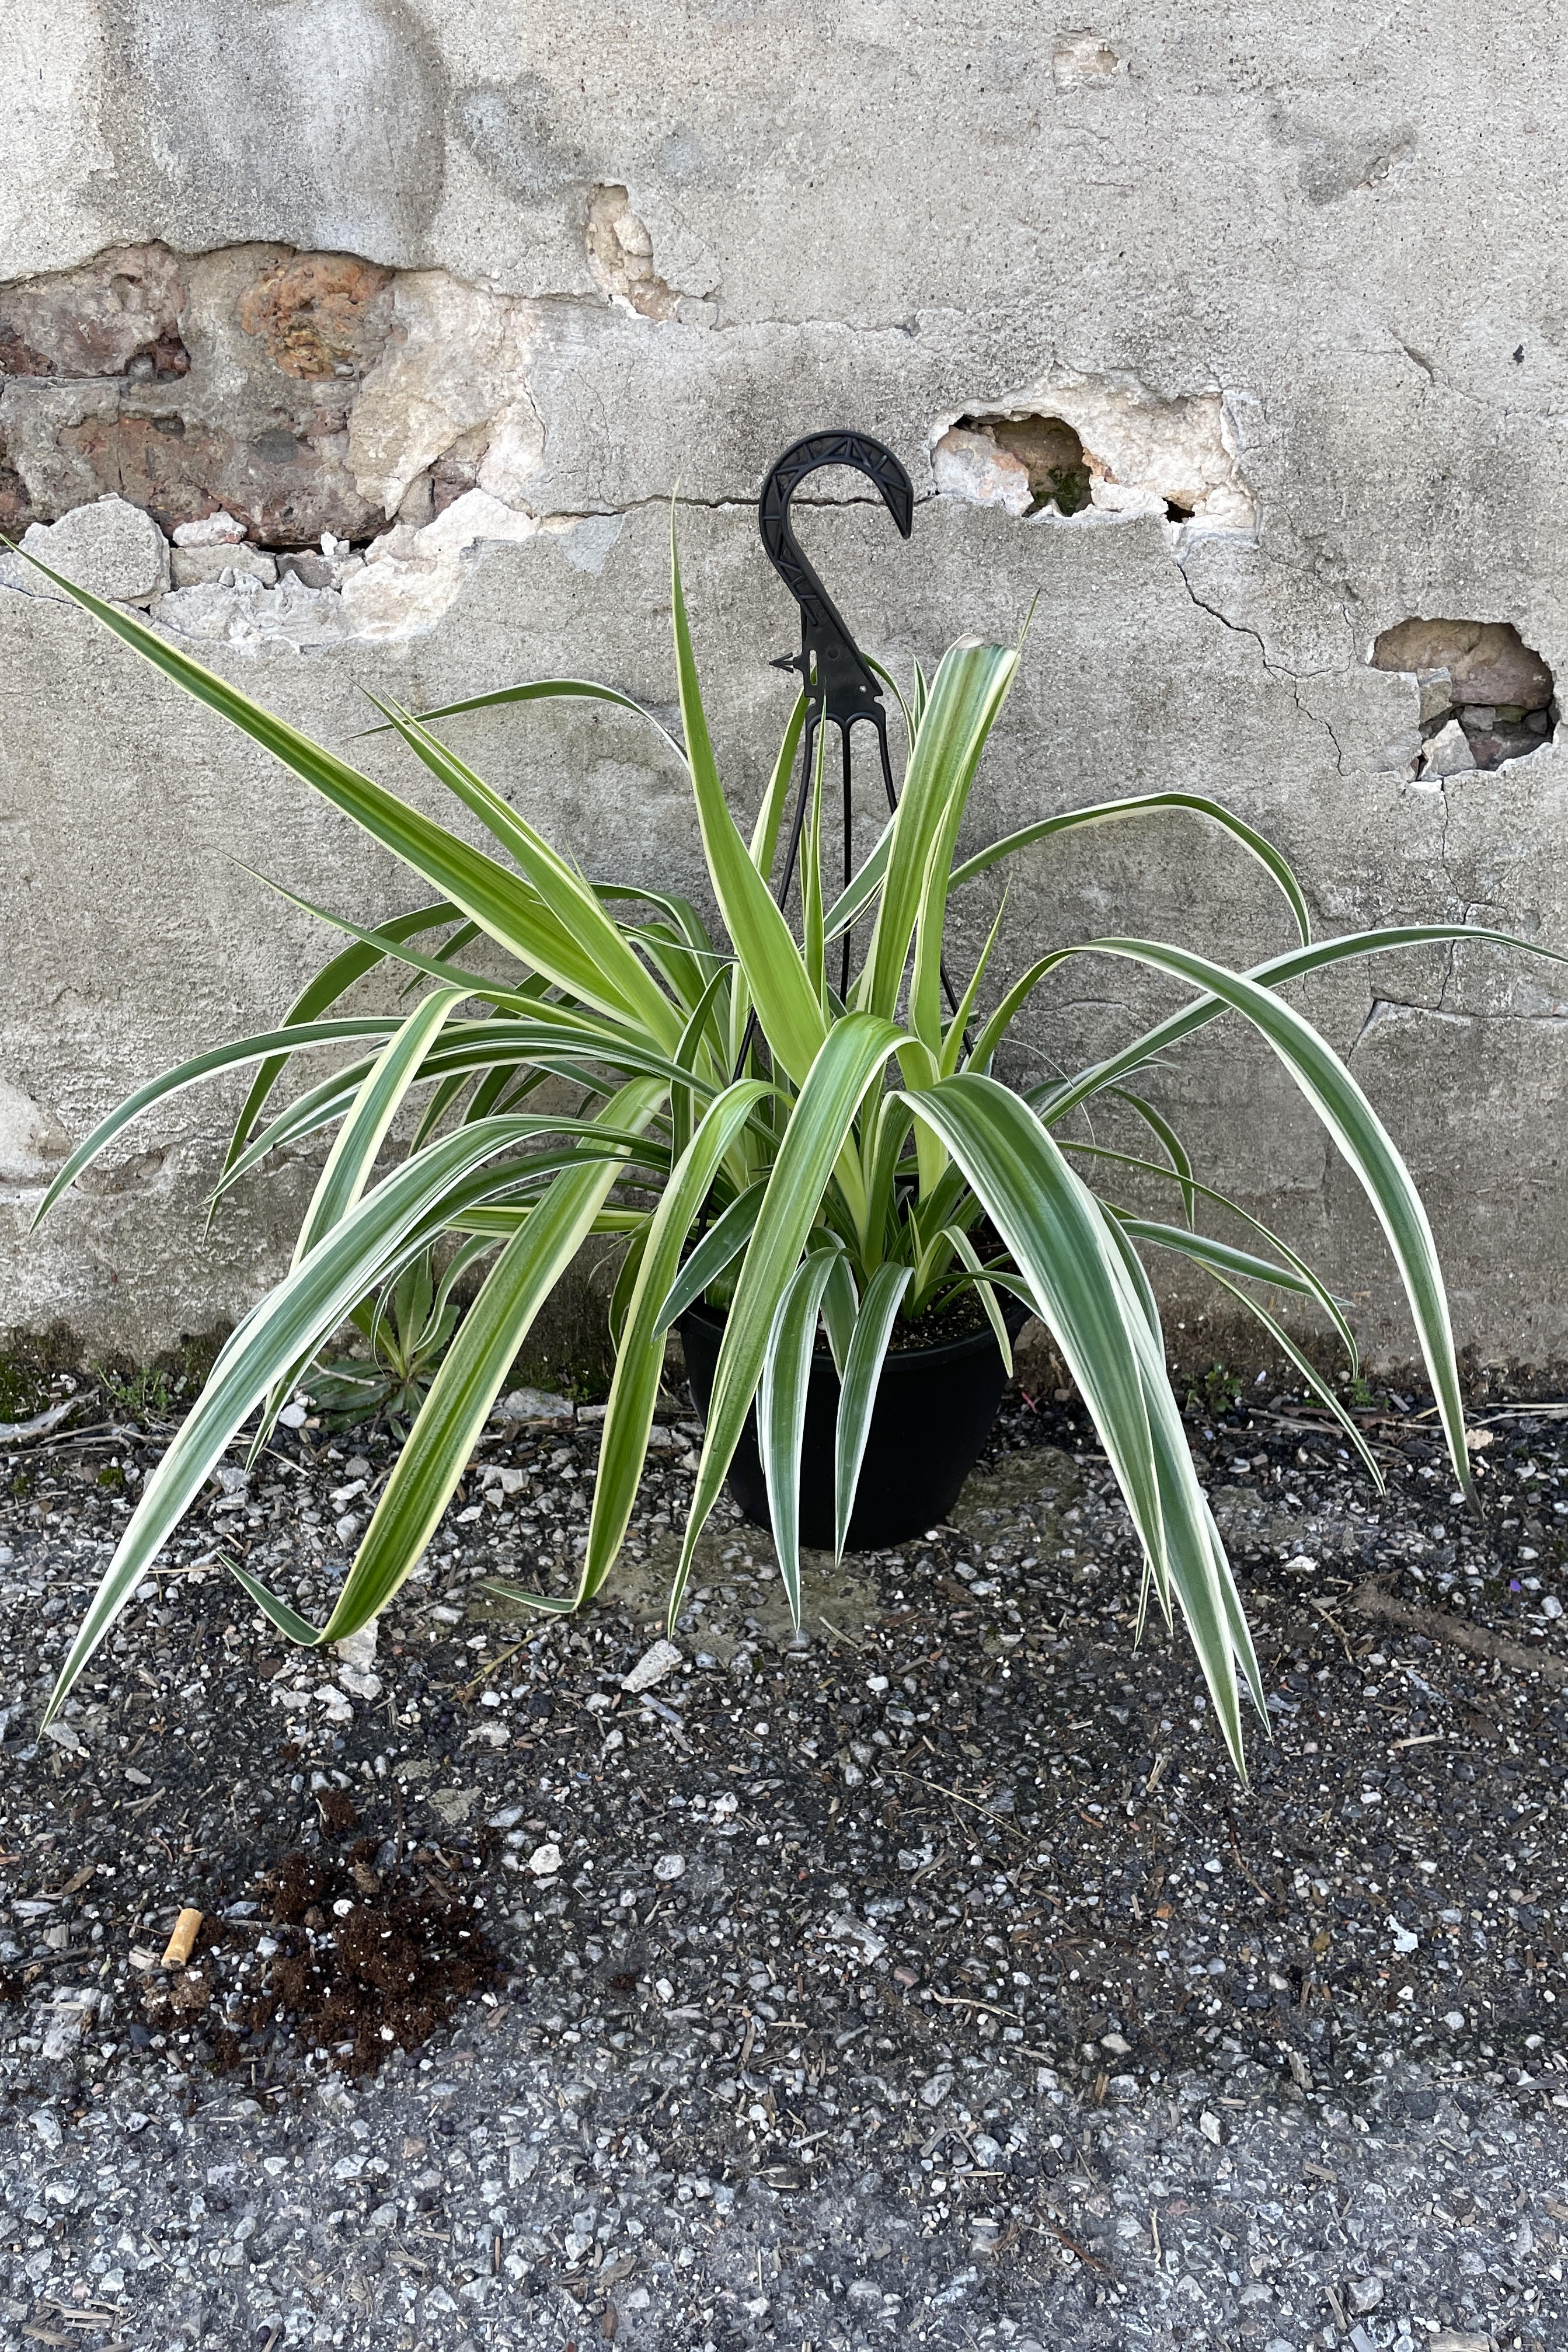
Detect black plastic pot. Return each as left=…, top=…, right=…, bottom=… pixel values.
left=680, top=1295, right=1026, bottom=1552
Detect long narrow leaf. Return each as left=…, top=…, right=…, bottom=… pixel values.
left=1204, top=1267, right=1385, bottom=1490
left=371, top=699, right=682, bottom=1043
left=864, top=637, right=1016, bottom=1030
left=670, top=520, right=826, bottom=1086
left=1096, top=1204, right=1258, bottom=1755
left=1039, top=922, right=1568, bottom=1127
left=1063, top=1138, right=1361, bottom=1374
left=42, top=1111, right=624, bottom=1720
left=894, top=1074, right=1171, bottom=1649
left=656, top=1180, right=768, bottom=1330
left=834, top=1262, right=910, bottom=1559
left=942, top=1224, right=1013, bottom=1375
left=371, top=675, right=685, bottom=759
left=1048, top=936, right=1475, bottom=1497
left=672, top=1015, right=901, bottom=1627
left=569, top=1086, right=773, bottom=1608
left=13, top=548, right=651, bottom=1016
left=758, top=1248, right=842, bottom=1625
left=949, top=790, right=1313, bottom=946
left=225, top=903, right=459, bottom=1176
left=293, top=988, right=466, bottom=1264
left=33, top=1020, right=400, bottom=1226
left=318, top=1079, right=664, bottom=1640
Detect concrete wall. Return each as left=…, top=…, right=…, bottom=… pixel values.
left=4, top=1, right=1567, bottom=1369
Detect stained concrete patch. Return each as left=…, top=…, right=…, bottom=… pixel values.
left=471, top=1510, right=881, bottom=1661
left=946, top=1442, right=1083, bottom=1544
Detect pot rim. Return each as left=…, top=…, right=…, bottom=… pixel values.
left=680, top=1290, right=1029, bottom=1372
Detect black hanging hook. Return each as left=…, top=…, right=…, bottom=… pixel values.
left=759, top=428, right=914, bottom=732
left=738, top=428, right=954, bottom=1069
left=751, top=431, right=915, bottom=1026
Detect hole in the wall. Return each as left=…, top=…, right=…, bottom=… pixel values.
left=938, top=414, right=1093, bottom=517
left=1371, top=618, right=1557, bottom=778
left=932, top=378, right=1255, bottom=532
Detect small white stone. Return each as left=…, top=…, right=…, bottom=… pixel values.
left=334, top=1621, right=378, bottom=1671
left=491, top=1386, right=574, bottom=1425
left=172, top=510, right=246, bottom=546
left=825, top=1912, right=887, bottom=1961
left=527, top=1842, right=562, bottom=1877
left=652, top=1853, right=685, bottom=1883
left=170, top=544, right=277, bottom=589
left=622, top=1638, right=682, bottom=1694
left=1198, top=2110, right=1223, bottom=2145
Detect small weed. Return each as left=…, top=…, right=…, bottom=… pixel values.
left=96, top=1362, right=178, bottom=1424
left=1186, top=1362, right=1243, bottom=1419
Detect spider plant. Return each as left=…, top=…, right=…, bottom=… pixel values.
left=308, top=1244, right=474, bottom=1439
left=23, top=519, right=1559, bottom=1768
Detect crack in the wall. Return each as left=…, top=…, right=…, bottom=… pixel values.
left=1351, top=995, right=1568, bottom=1047
left=1173, top=566, right=1349, bottom=778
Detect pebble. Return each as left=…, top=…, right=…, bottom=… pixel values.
left=491, top=1386, right=574, bottom=1424
left=621, top=1635, right=682, bottom=1691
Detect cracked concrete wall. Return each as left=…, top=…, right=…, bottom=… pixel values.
left=4, top=1, right=1568, bottom=1369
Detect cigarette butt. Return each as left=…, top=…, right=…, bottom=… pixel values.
left=161, top=1908, right=203, bottom=1968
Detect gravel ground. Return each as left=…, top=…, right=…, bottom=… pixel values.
left=0, top=1372, right=1564, bottom=2352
